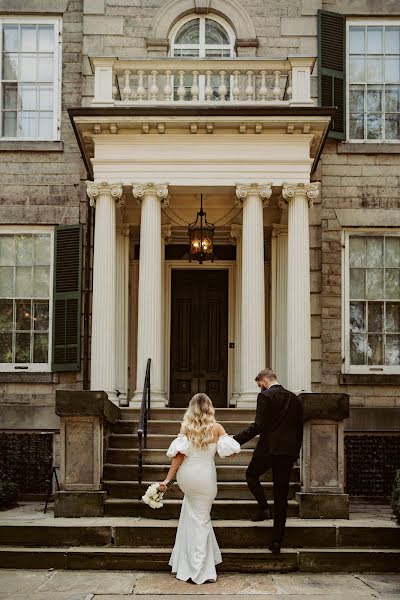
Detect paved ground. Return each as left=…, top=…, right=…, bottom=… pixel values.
left=0, top=570, right=399, bottom=599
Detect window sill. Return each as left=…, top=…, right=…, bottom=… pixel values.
left=340, top=373, right=400, bottom=386
left=0, top=372, right=59, bottom=383
left=338, top=142, right=400, bottom=154
left=0, top=141, right=63, bottom=152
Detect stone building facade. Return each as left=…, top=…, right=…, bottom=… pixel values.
left=1, top=0, right=400, bottom=500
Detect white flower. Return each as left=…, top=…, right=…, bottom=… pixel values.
left=141, top=482, right=166, bottom=509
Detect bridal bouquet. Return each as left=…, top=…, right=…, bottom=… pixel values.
left=142, top=482, right=169, bottom=509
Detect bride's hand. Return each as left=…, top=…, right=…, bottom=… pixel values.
left=159, top=479, right=170, bottom=492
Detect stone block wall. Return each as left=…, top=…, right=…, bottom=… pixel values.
left=0, top=0, right=86, bottom=432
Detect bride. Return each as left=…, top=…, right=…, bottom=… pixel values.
left=159, top=393, right=240, bottom=584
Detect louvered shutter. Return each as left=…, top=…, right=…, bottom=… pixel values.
left=52, top=225, right=82, bottom=371
left=318, top=9, right=346, bottom=139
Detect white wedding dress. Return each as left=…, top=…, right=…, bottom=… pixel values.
left=166, top=433, right=241, bottom=584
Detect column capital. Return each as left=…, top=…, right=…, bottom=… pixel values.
left=230, top=223, right=242, bottom=243
left=271, top=224, right=288, bottom=238
left=235, top=183, right=272, bottom=208
left=86, top=181, right=123, bottom=208
left=132, top=183, right=169, bottom=207
left=281, top=182, right=321, bottom=208
left=161, top=224, right=172, bottom=243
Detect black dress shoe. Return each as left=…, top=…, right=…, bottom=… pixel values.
left=251, top=507, right=272, bottom=522
left=269, top=541, right=281, bottom=555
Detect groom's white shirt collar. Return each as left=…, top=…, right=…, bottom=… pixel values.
left=268, top=382, right=281, bottom=388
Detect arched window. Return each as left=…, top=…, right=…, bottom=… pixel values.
left=170, top=15, right=235, bottom=58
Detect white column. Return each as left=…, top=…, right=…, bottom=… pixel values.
left=282, top=183, right=320, bottom=393
left=116, top=226, right=130, bottom=405
left=271, top=224, right=288, bottom=388
left=131, top=183, right=168, bottom=407
left=230, top=224, right=242, bottom=406
left=235, top=184, right=272, bottom=407
left=86, top=181, right=123, bottom=402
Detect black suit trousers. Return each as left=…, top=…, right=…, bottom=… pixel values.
left=246, top=451, right=295, bottom=543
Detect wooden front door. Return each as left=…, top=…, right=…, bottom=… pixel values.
left=170, top=269, right=228, bottom=408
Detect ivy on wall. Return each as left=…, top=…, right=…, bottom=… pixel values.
left=0, top=433, right=53, bottom=495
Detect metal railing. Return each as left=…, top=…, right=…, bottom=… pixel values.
left=137, top=358, right=151, bottom=499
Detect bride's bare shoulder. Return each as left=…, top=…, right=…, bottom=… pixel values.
left=213, top=422, right=226, bottom=436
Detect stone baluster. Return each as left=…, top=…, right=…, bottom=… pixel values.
left=177, top=70, right=186, bottom=101
left=232, top=70, right=240, bottom=101
left=205, top=70, right=213, bottom=101
left=149, top=70, right=159, bottom=101
left=122, top=69, right=132, bottom=101
left=136, top=70, right=146, bottom=101
left=218, top=70, right=227, bottom=101
left=86, top=182, right=123, bottom=402
left=191, top=70, right=199, bottom=101
left=259, top=70, right=268, bottom=101
left=273, top=70, right=282, bottom=101
left=163, top=69, right=173, bottom=101
left=286, top=69, right=292, bottom=100
left=282, top=183, right=320, bottom=393
left=132, top=183, right=169, bottom=407
left=235, top=183, right=272, bottom=407
left=245, top=70, right=254, bottom=101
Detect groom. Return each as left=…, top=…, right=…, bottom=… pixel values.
left=233, top=368, right=303, bottom=555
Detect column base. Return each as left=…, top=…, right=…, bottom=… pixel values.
left=296, top=492, right=349, bottom=519
left=129, top=390, right=167, bottom=409
left=54, top=491, right=106, bottom=518
left=236, top=392, right=258, bottom=408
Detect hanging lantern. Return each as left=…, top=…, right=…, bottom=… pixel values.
left=188, top=194, right=215, bottom=264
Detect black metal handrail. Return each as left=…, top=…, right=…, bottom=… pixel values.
left=137, top=358, right=151, bottom=499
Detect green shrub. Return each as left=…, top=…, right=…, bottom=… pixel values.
left=392, top=469, right=400, bottom=526
left=0, top=481, right=19, bottom=508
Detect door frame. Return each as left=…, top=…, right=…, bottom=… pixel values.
left=164, top=260, right=235, bottom=407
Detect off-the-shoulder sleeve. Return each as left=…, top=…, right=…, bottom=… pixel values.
left=166, top=434, right=191, bottom=457
left=217, top=434, right=241, bottom=458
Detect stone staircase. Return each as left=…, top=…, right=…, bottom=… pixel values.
left=103, top=407, right=300, bottom=519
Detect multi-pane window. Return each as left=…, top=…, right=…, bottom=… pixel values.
left=0, top=231, right=53, bottom=371
left=170, top=15, right=234, bottom=100
left=348, top=22, right=400, bottom=141
left=0, top=18, right=61, bottom=139
left=344, top=233, right=400, bottom=373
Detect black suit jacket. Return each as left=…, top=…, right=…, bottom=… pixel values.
left=233, top=385, right=303, bottom=459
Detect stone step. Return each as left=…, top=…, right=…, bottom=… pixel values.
left=119, top=408, right=256, bottom=421
left=1, top=521, right=398, bottom=549
left=103, top=480, right=299, bottom=500
left=1, top=546, right=399, bottom=572
left=103, top=498, right=299, bottom=519
left=108, top=433, right=258, bottom=449
left=106, top=447, right=255, bottom=466
left=113, top=420, right=251, bottom=435
left=103, top=463, right=300, bottom=482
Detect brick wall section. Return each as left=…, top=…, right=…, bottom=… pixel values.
left=0, top=0, right=86, bottom=421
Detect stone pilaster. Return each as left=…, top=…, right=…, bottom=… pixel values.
left=230, top=224, right=242, bottom=406
left=131, top=184, right=169, bottom=407
left=282, top=182, right=320, bottom=393
left=235, top=184, right=272, bottom=407
left=116, top=225, right=129, bottom=405
left=86, top=181, right=123, bottom=402
left=271, top=224, right=288, bottom=387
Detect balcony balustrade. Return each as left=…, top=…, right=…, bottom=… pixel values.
left=90, top=57, right=315, bottom=107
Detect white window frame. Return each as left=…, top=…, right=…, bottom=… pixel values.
left=0, top=16, right=62, bottom=141
left=0, top=226, right=54, bottom=372
left=346, top=18, right=400, bottom=143
left=169, top=13, right=235, bottom=58
left=342, top=229, right=400, bottom=374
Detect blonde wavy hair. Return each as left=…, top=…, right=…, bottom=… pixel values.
left=181, top=393, right=216, bottom=449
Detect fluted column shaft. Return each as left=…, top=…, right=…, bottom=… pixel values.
left=271, top=225, right=288, bottom=387
left=283, top=183, right=320, bottom=393
left=87, top=181, right=122, bottom=401
left=236, top=184, right=272, bottom=406
left=132, top=184, right=168, bottom=407
left=116, top=226, right=130, bottom=405
left=230, top=224, right=242, bottom=406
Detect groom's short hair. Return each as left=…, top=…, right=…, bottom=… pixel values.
left=255, top=368, right=277, bottom=382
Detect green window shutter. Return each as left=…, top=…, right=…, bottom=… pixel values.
left=318, top=9, right=346, bottom=140
left=52, top=225, right=83, bottom=371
